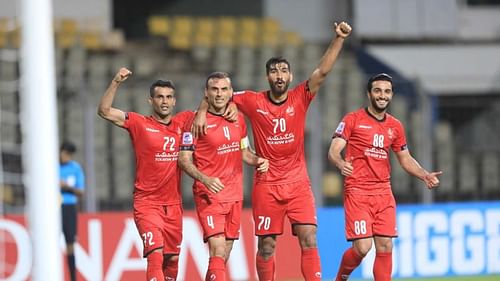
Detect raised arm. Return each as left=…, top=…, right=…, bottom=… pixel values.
left=308, top=21, right=352, bottom=94
left=97, top=67, right=132, bottom=127
left=395, top=150, right=442, bottom=189
left=328, top=137, right=353, bottom=176
left=178, top=150, right=225, bottom=193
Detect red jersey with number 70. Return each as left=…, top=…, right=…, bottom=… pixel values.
left=232, top=80, right=315, bottom=185
left=123, top=111, right=194, bottom=205
left=334, top=108, right=408, bottom=195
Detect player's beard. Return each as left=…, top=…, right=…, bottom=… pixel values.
left=369, top=95, right=391, bottom=113
left=269, top=79, right=290, bottom=96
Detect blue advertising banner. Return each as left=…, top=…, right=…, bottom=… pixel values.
left=317, top=201, right=500, bottom=279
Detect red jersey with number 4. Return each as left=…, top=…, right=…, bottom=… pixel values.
left=233, top=81, right=315, bottom=185
left=123, top=111, right=193, bottom=205
left=181, top=112, right=248, bottom=203
left=334, top=108, right=408, bottom=195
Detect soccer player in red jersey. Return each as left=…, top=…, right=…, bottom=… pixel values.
left=178, top=72, right=268, bottom=281
left=328, top=73, right=442, bottom=281
left=192, top=22, right=352, bottom=281
left=97, top=67, right=193, bottom=281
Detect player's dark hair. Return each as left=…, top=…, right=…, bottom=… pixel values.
left=367, top=73, right=393, bottom=92
left=205, top=71, right=231, bottom=89
left=60, top=141, right=76, bottom=154
left=149, top=80, right=175, bottom=97
left=265, top=56, right=291, bottom=75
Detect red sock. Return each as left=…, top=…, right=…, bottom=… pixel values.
left=373, top=252, right=392, bottom=281
left=146, top=251, right=164, bottom=281
left=301, top=248, right=322, bottom=281
left=206, top=256, right=226, bottom=281
left=163, top=257, right=178, bottom=281
left=256, top=254, right=275, bottom=281
left=335, top=247, right=363, bottom=281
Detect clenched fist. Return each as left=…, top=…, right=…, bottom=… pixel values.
left=113, top=67, right=132, bottom=84
left=334, top=21, right=352, bottom=39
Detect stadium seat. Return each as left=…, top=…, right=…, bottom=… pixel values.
left=102, top=29, right=125, bottom=51
left=147, top=16, right=170, bottom=36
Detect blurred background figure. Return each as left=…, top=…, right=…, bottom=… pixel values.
left=59, top=141, right=85, bottom=281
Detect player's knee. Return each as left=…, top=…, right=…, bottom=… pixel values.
left=375, top=237, right=393, bottom=253
left=296, top=226, right=318, bottom=248
left=353, top=240, right=372, bottom=257
left=258, top=237, right=276, bottom=258
left=211, top=244, right=228, bottom=259
left=165, top=254, right=179, bottom=263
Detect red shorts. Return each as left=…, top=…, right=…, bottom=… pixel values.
left=344, top=192, right=397, bottom=241
left=195, top=197, right=242, bottom=242
left=252, top=180, right=317, bottom=236
left=133, top=201, right=183, bottom=257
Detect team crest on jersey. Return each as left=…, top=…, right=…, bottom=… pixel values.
left=387, top=128, right=394, bottom=139
left=182, top=132, right=193, bottom=145
left=286, top=105, right=295, bottom=116
left=335, top=122, right=345, bottom=134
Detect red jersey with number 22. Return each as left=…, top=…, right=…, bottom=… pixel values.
left=123, top=111, right=193, bottom=205
left=233, top=81, right=314, bottom=185
left=334, top=108, right=407, bottom=195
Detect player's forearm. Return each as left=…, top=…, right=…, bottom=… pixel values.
left=97, top=80, right=120, bottom=118
left=317, top=36, right=345, bottom=77
left=242, top=149, right=259, bottom=166
left=329, top=153, right=345, bottom=171
left=401, top=156, right=429, bottom=181
left=178, top=157, right=209, bottom=184
left=309, top=37, right=345, bottom=92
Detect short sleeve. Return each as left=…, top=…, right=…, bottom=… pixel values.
left=391, top=121, right=408, bottom=152
left=333, top=113, right=355, bottom=141
left=179, top=112, right=196, bottom=151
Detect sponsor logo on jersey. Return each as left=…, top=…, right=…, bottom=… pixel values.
left=364, top=147, right=388, bottom=159
left=207, top=124, right=217, bottom=129
left=146, top=127, right=160, bottom=133
left=256, top=109, right=269, bottom=115
left=266, top=133, right=295, bottom=145
left=335, top=122, right=345, bottom=134
left=359, top=124, right=372, bottom=129
left=155, top=151, right=179, bottom=162
left=182, top=132, right=193, bottom=145
left=286, top=105, right=295, bottom=116
left=217, top=141, right=240, bottom=154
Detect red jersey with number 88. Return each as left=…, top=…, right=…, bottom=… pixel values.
left=334, top=108, right=407, bottom=195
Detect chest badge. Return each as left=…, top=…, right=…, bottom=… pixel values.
left=286, top=105, right=295, bottom=116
